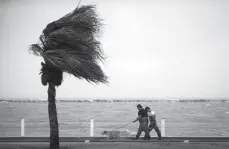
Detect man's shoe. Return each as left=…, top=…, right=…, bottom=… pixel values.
left=143, top=136, right=151, bottom=140
left=158, top=137, right=161, bottom=140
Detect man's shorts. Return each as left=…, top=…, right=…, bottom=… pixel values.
left=148, top=121, right=158, bottom=131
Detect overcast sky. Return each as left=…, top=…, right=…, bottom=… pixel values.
left=0, top=0, right=229, bottom=99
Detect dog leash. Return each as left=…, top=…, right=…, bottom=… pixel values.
left=113, top=121, right=133, bottom=131
left=90, top=113, right=128, bottom=120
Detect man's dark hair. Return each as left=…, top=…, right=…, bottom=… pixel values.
left=145, top=106, right=150, bottom=111
left=137, top=104, right=142, bottom=108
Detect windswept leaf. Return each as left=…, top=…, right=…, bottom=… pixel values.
left=29, top=44, right=43, bottom=56
left=29, top=5, right=108, bottom=84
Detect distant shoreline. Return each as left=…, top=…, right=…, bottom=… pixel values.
left=0, top=99, right=228, bottom=103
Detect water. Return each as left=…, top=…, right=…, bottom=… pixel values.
left=0, top=101, right=229, bottom=137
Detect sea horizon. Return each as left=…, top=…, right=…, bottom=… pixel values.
left=0, top=97, right=229, bottom=102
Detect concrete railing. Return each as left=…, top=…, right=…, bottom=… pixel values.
left=90, top=119, right=94, bottom=137
left=21, top=119, right=25, bottom=137
left=161, top=118, right=165, bottom=137
left=20, top=118, right=166, bottom=137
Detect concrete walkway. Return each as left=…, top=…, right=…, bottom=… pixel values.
left=1, top=142, right=229, bottom=149
left=0, top=137, right=228, bottom=149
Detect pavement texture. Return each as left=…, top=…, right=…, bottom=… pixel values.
left=1, top=142, right=229, bottom=149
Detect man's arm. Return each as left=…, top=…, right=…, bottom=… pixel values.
left=133, top=116, right=141, bottom=123
left=133, top=109, right=145, bottom=123
left=150, top=111, right=156, bottom=119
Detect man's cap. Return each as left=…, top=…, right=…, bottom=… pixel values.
left=137, top=104, right=142, bottom=108
left=145, top=106, right=150, bottom=110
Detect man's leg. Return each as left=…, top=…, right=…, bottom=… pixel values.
left=135, top=124, right=143, bottom=139
left=147, top=122, right=161, bottom=140
left=143, top=122, right=149, bottom=139
left=143, top=122, right=150, bottom=140
left=148, top=122, right=155, bottom=132
left=144, top=130, right=150, bottom=140
left=154, top=125, right=161, bottom=140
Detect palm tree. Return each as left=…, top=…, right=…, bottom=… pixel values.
left=29, top=5, right=108, bottom=149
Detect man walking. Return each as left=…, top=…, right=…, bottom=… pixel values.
left=145, top=106, right=161, bottom=140
left=132, top=104, right=150, bottom=140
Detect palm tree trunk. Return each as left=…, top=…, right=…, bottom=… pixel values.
left=48, top=83, right=59, bottom=149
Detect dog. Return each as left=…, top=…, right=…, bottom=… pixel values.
left=102, top=130, right=126, bottom=140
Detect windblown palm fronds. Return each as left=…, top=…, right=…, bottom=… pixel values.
left=29, top=5, right=108, bottom=85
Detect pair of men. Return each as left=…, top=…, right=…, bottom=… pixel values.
left=132, top=104, right=161, bottom=140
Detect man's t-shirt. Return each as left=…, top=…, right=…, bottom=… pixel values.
left=138, top=108, right=148, bottom=123
left=148, top=111, right=156, bottom=123
left=138, top=108, right=147, bottom=117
